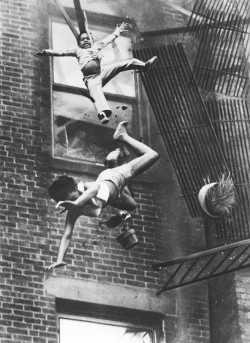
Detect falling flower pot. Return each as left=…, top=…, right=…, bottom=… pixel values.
left=116, top=228, right=139, bottom=250
left=198, top=182, right=222, bottom=218
left=198, top=176, right=235, bottom=219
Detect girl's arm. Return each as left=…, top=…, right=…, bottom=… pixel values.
left=46, top=209, right=79, bottom=270
left=35, top=48, right=76, bottom=57
left=96, top=22, right=129, bottom=50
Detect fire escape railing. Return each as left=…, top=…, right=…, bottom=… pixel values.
left=152, top=239, right=250, bottom=294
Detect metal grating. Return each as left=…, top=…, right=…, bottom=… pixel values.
left=152, top=239, right=250, bottom=294
left=134, top=43, right=229, bottom=218
left=187, top=0, right=250, bottom=35
left=206, top=98, right=250, bottom=240
left=186, top=0, right=250, bottom=97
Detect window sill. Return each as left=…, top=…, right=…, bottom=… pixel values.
left=48, top=156, right=157, bottom=185
left=49, top=156, right=104, bottom=177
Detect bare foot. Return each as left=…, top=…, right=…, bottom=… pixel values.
left=113, top=121, right=129, bottom=140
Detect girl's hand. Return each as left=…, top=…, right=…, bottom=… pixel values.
left=34, top=50, right=47, bottom=56
left=114, top=22, right=129, bottom=36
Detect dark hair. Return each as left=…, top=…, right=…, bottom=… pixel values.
left=77, top=31, right=88, bottom=45
left=48, top=176, right=77, bottom=202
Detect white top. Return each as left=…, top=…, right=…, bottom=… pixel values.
left=77, top=180, right=110, bottom=204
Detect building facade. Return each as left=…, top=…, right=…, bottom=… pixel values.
left=2, top=1, right=249, bottom=343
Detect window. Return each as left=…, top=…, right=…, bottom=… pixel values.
left=56, top=299, right=163, bottom=343
left=49, top=14, right=138, bottom=167
left=59, top=316, right=155, bottom=343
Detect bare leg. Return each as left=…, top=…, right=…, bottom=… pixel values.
left=104, top=148, right=122, bottom=168
left=104, top=148, right=130, bottom=168
left=112, top=190, right=137, bottom=211
left=101, top=59, right=145, bottom=87
left=101, top=57, right=158, bottom=87
left=113, top=121, right=159, bottom=176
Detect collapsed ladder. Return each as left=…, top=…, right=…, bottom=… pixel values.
left=152, top=239, right=250, bottom=294
left=134, top=0, right=250, bottom=293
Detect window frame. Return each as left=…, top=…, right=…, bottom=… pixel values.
left=56, top=299, right=163, bottom=343
left=47, top=5, right=141, bottom=175
left=58, top=314, right=157, bottom=343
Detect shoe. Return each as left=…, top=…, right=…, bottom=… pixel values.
left=120, top=211, right=132, bottom=221
left=98, top=111, right=109, bottom=124
left=145, top=56, right=158, bottom=71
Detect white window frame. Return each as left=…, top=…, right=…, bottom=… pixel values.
left=58, top=313, right=157, bottom=343
left=47, top=11, right=140, bottom=172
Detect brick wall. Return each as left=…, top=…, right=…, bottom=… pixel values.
left=1, top=1, right=210, bottom=343
left=209, top=271, right=250, bottom=343
left=164, top=282, right=210, bottom=343
left=235, top=271, right=250, bottom=343
left=1, top=1, right=53, bottom=341
left=209, top=274, right=241, bottom=343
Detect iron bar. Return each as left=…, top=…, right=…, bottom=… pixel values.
left=135, top=44, right=230, bottom=217
left=160, top=263, right=184, bottom=290
left=156, top=262, right=250, bottom=294
left=225, top=100, right=248, bottom=237
left=178, top=258, right=199, bottom=284
left=177, top=45, right=228, bottom=178
left=152, top=239, right=250, bottom=270
left=145, top=46, right=202, bottom=211
left=220, top=100, right=245, bottom=238
left=203, top=249, right=233, bottom=275
left=237, top=252, right=250, bottom=268
left=166, top=46, right=208, bottom=182
left=135, top=47, right=198, bottom=214
left=156, top=46, right=201, bottom=208
left=192, top=253, right=217, bottom=280
left=225, top=0, right=247, bottom=95
left=223, top=245, right=250, bottom=272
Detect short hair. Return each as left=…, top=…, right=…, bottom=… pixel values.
left=77, top=31, right=88, bottom=45
left=48, top=176, right=77, bottom=202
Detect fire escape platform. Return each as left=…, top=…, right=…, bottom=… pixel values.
left=152, top=239, right=250, bottom=294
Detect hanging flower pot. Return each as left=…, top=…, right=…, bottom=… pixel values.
left=198, top=175, right=235, bottom=218
left=116, top=228, right=139, bottom=250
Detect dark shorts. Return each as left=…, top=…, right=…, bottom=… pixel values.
left=81, top=59, right=101, bottom=77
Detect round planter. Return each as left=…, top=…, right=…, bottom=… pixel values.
left=116, top=228, right=139, bottom=250
left=198, top=182, right=220, bottom=218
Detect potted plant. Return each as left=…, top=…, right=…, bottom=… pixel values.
left=198, top=175, right=235, bottom=218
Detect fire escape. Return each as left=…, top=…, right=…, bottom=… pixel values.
left=51, top=0, right=250, bottom=294
left=134, top=0, right=250, bottom=294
